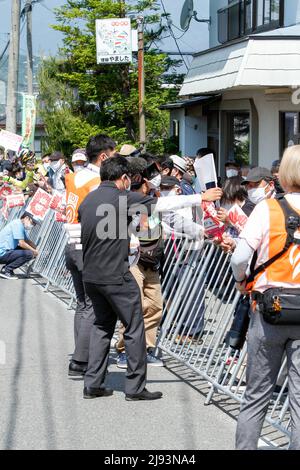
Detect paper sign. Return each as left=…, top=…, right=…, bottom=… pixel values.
left=0, top=130, right=23, bottom=152
left=227, top=204, right=248, bottom=234
left=26, top=188, right=52, bottom=221
left=194, top=154, right=218, bottom=192
left=202, top=201, right=225, bottom=239
left=55, top=212, right=67, bottom=223
left=50, top=192, right=65, bottom=213
left=96, top=18, right=132, bottom=65
left=6, top=193, right=25, bottom=208
left=0, top=185, right=12, bottom=199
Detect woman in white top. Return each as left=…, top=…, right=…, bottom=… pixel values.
left=231, top=145, right=300, bottom=450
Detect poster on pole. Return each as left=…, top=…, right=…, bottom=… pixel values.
left=22, top=94, right=36, bottom=148
left=96, top=18, right=132, bottom=65
left=193, top=154, right=218, bottom=192
left=0, top=130, right=23, bottom=152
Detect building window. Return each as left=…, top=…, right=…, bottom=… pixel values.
left=281, top=112, right=300, bottom=153
left=218, top=0, right=283, bottom=44
left=227, top=112, right=250, bottom=165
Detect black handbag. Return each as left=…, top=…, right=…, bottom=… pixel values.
left=249, top=197, right=300, bottom=326
left=253, top=288, right=300, bottom=325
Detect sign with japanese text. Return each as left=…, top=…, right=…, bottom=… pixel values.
left=26, top=188, right=52, bottom=222
left=22, top=94, right=37, bottom=148
left=0, top=130, right=23, bottom=152
left=96, top=18, right=132, bottom=65
left=227, top=204, right=248, bottom=234
left=202, top=201, right=225, bottom=240
left=6, top=193, right=25, bottom=209
left=50, top=192, right=65, bottom=213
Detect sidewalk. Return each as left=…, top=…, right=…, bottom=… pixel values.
left=0, top=274, right=236, bottom=450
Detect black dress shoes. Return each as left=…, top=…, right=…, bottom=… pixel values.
left=68, top=361, right=88, bottom=377
left=125, top=388, right=163, bottom=401
left=83, top=387, right=114, bottom=399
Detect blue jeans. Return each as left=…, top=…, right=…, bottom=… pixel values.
left=0, top=249, right=33, bottom=273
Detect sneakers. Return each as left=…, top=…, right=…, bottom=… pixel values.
left=117, top=352, right=127, bottom=369
left=0, top=268, right=18, bottom=280
left=125, top=388, right=163, bottom=401
left=147, top=351, right=164, bottom=367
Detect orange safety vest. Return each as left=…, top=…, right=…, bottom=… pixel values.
left=65, top=170, right=100, bottom=224
left=252, top=198, right=300, bottom=292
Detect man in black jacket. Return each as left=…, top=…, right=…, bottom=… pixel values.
left=79, top=156, right=162, bottom=401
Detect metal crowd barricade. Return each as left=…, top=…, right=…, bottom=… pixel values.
left=0, top=199, right=292, bottom=446
left=158, top=236, right=291, bottom=445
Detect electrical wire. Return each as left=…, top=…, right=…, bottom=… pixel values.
left=159, top=0, right=189, bottom=70
left=0, top=3, right=28, bottom=65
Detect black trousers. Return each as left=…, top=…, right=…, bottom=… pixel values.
left=65, top=245, right=95, bottom=363
left=0, top=249, right=33, bottom=273
left=84, top=270, right=147, bottom=395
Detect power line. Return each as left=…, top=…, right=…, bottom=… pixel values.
left=159, top=0, right=189, bottom=71
left=0, top=3, right=28, bottom=65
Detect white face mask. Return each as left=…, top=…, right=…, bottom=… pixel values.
left=43, top=162, right=50, bottom=171
left=50, top=161, right=61, bottom=172
left=226, top=169, right=239, bottom=178
left=248, top=184, right=270, bottom=205
left=148, top=174, right=161, bottom=190
left=73, top=165, right=84, bottom=173
left=24, top=221, right=33, bottom=231
left=123, top=175, right=131, bottom=192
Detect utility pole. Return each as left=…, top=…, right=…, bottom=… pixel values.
left=137, top=16, right=146, bottom=147
left=25, top=0, right=33, bottom=95
left=6, top=0, right=21, bottom=134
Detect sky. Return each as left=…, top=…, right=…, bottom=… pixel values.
left=0, top=0, right=209, bottom=68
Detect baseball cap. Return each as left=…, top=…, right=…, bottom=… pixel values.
left=72, top=149, right=87, bottom=163
left=170, top=155, right=186, bottom=173
left=49, top=151, right=64, bottom=161
left=241, top=167, right=273, bottom=185
left=161, top=176, right=180, bottom=188
left=119, top=144, right=140, bottom=157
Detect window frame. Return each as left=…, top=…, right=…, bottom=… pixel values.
left=218, top=0, right=284, bottom=44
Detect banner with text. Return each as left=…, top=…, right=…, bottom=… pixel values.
left=96, top=18, right=132, bottom=65
left=22, top=94, right=36, bottom=148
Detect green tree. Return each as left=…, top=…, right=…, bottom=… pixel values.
left=38, top=0, right=183, bottom=155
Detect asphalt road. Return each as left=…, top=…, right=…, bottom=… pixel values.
left=0, top=274, right=236, bottom=450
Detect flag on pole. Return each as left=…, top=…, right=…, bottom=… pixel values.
left=22, top=94, right=36, bottom=148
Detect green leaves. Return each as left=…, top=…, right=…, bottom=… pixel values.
left=38, top=0, right=182, bottom=156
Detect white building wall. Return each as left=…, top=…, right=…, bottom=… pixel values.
left=169, top=109, right=208, bottom=156
left=184, top=115, right=208, bottom=156
left=222, top=88, right=300, bottom=167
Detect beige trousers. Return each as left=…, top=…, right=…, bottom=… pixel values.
left=116, top=264, right=163, bottom=353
